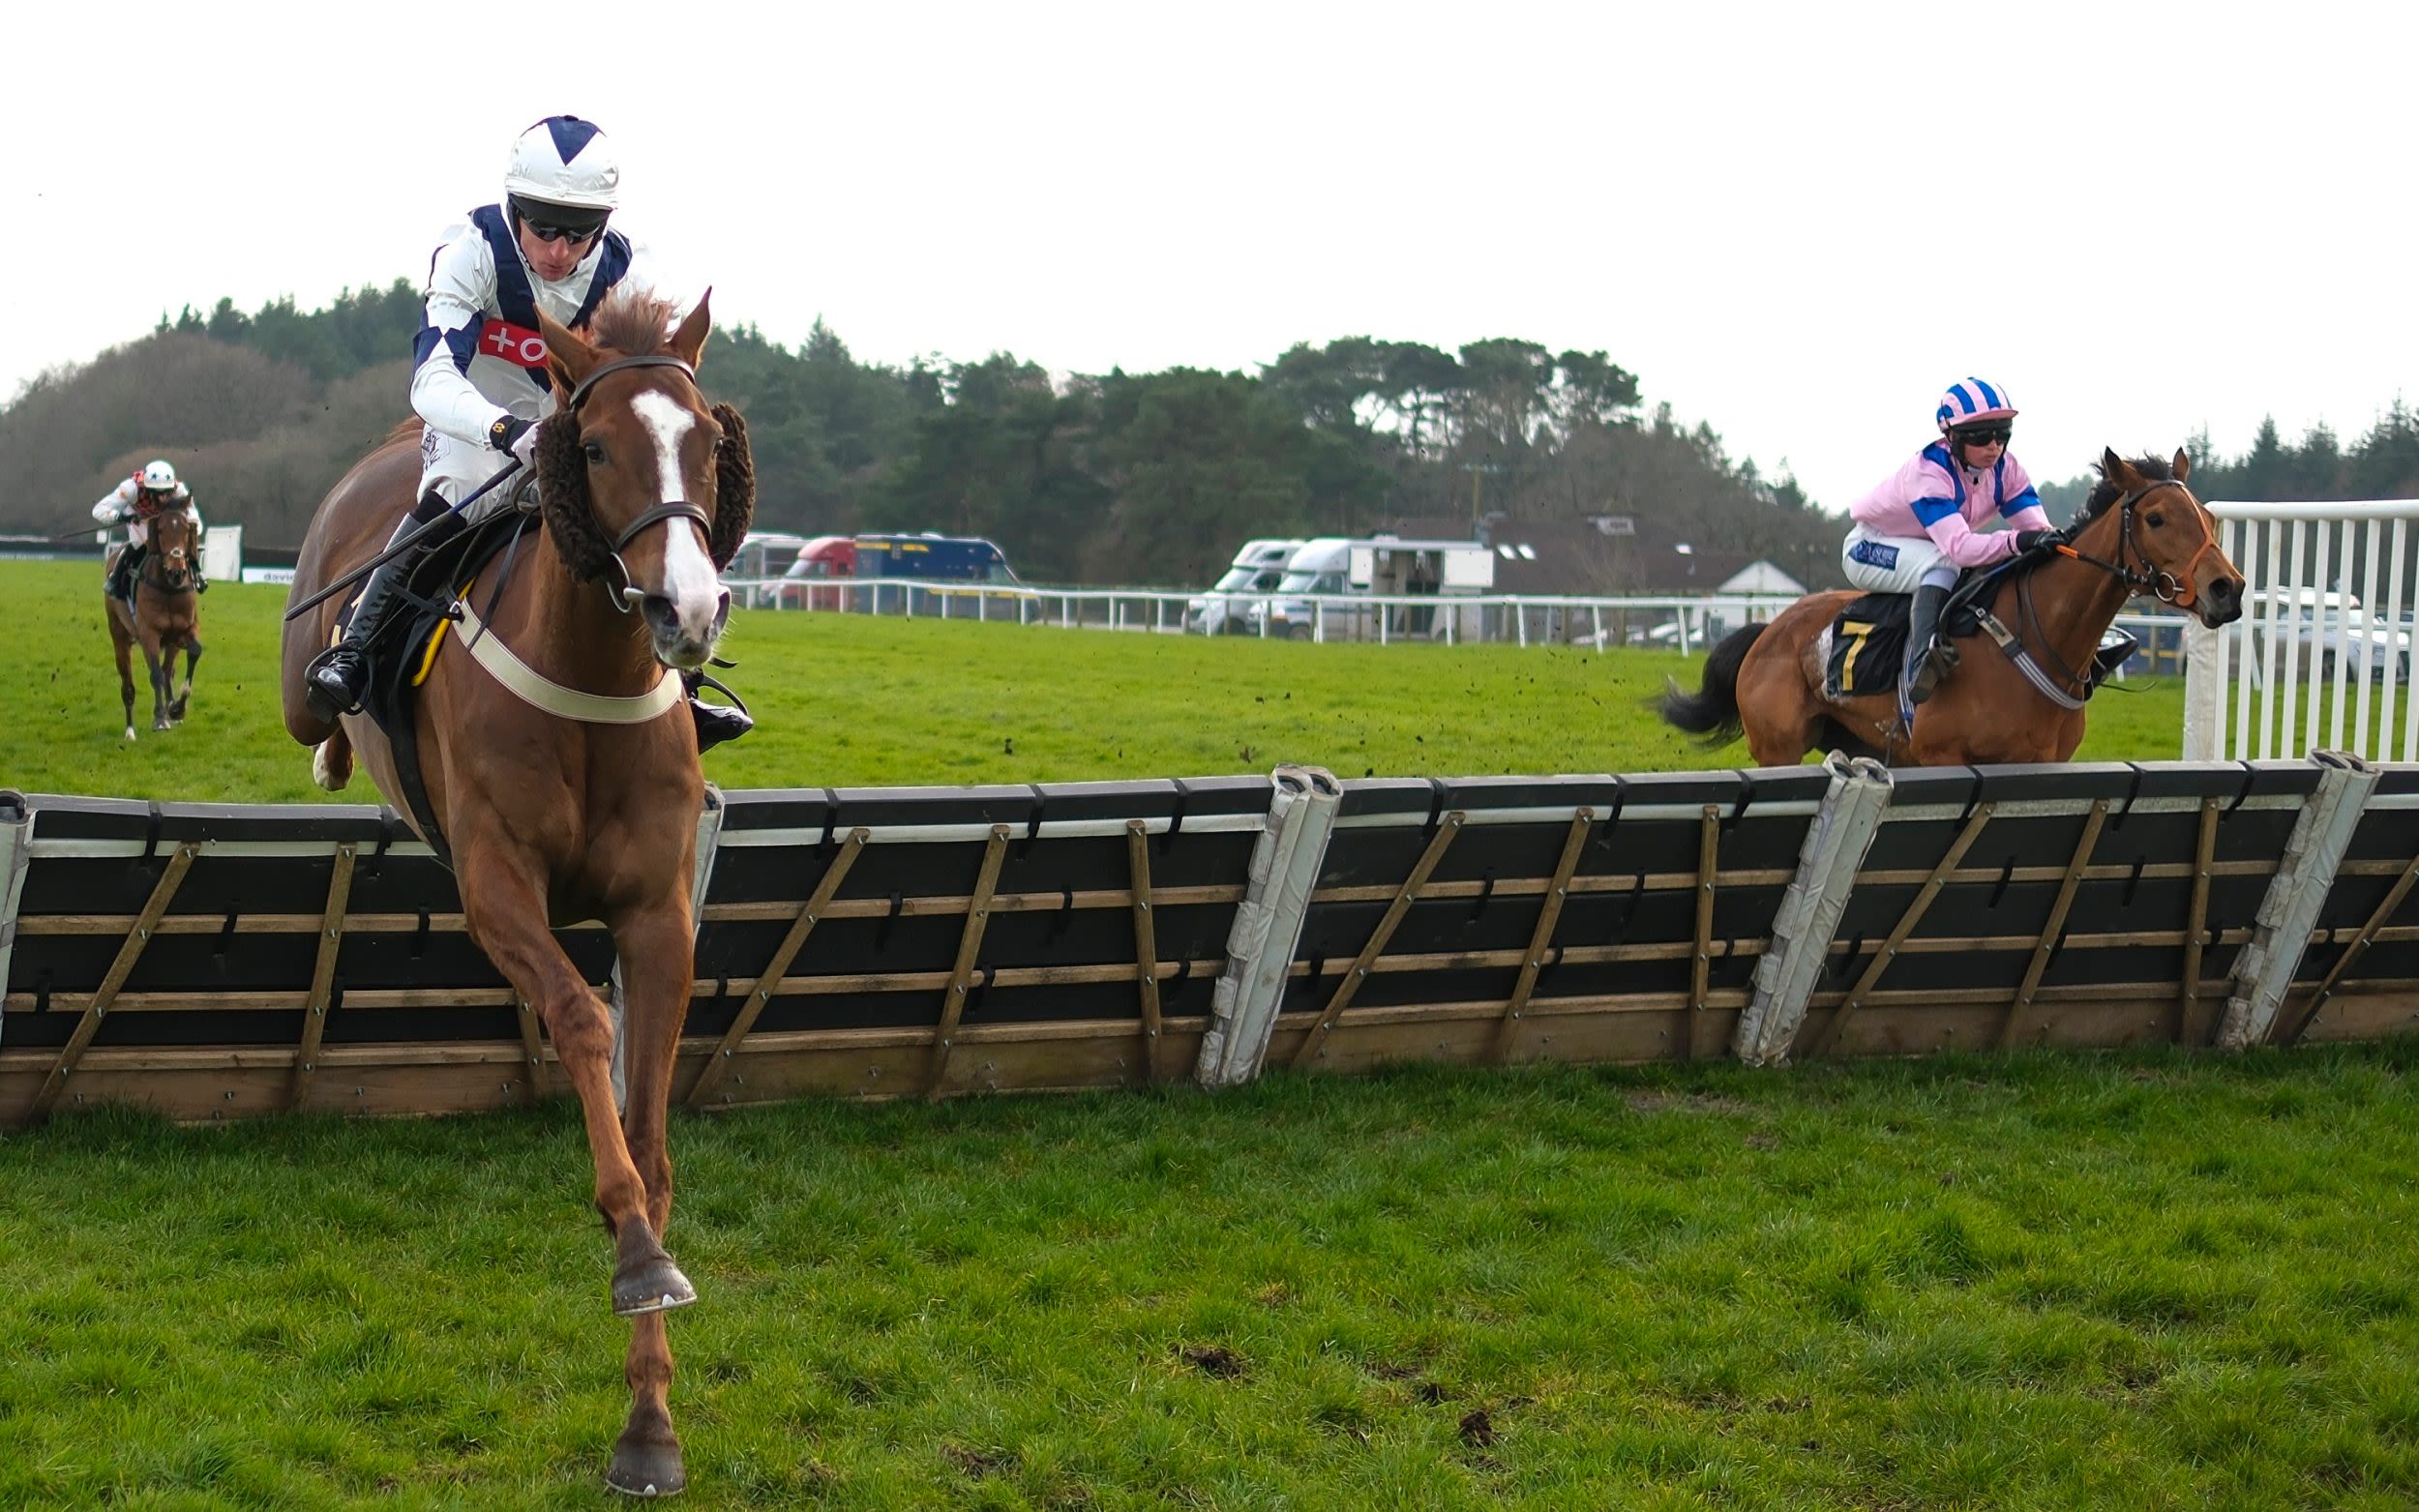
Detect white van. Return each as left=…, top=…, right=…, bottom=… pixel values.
left=1186, top=538, right=1302, bottom=635
left=1246, top=536, right=1496, bottom=641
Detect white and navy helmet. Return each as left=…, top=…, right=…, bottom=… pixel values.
left=1935, top=377, right=2017, bottom=433
left=502, top=115, right=619, bottom=236
left=140, top=460, right=178, bottom=492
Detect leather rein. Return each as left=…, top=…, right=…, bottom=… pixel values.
left=562, top=352, right=715, bottom=613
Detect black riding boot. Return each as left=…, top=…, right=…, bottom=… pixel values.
left=686, top=670, right=755, bottom=753
left=304, top=506, right=459, bottom=721
left=1904, top=583, right=1956, bottom=705
left=107, top=545, right=141, bottom=603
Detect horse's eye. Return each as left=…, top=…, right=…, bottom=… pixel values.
left=2145, top=511, right=2165, bottom=527
left=582, top=440, right=607, bottom=465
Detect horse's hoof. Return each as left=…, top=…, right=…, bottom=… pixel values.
left=606, top=1437, right=686, bottom=1497
left=612, top=1254, right=698, bottom=1316
left=123, top=727, right=136, bottom=742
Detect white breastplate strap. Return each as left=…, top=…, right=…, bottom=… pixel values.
left=450, top=599, right=683, bottom=724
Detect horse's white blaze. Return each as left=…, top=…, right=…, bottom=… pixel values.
left=628, top=390, right=725, bottom=641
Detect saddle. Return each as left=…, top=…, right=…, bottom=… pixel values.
left=1824, top=560, right=2137, bottom=703
left=337, top=512, right=535, bottom=868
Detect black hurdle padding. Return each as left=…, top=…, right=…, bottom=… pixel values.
left=2, top=793, right=607, bottom=1054
left=2299, top=761, right=2419, bottom=991
left=693, top=778, right=1272, bottom=1036
left=1290, top=769, right=1829, bottom=1014
left=1838, top=762, right=2320, bottom=998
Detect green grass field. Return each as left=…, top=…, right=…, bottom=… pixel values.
left=0, top=560, right=2195, bottom=804
left=6, top=1050, right=2417, bottom=1509
left=12, top=559, right=2400, bottom=1510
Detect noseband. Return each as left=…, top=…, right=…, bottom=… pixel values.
left=563, top=353, right=716, bottom=612
left=2062, top=480, right=2224, bottom=609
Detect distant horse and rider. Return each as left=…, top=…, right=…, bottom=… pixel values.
left=1661, top=447, right=2246, bottom=765
left=103, top=492, right=205, bottom=739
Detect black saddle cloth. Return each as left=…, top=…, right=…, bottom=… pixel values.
left=1823, top=579, right=1993, bottom=702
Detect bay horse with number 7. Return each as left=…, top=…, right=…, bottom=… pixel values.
left=1661, top=449, right=2244, bottom=766
left=106, top=501, right=204, bottom=738
left=279, top=289, right=753, bottom=1496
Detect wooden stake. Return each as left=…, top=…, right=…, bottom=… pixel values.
left=927, top=826, right=1010, bottom=1098
left=1997, top=800, right=2108, bottom=1050
left=1290, top=814, right=1464, bottom=1068
left=689, top=828, right=868, bottom=1106
left=285, top=843, right=356, bottom=1110
left=2177, top=797, right=2220, bottom=1046
left=513, top=993, right=545, bottom=1105
left=1808, top=804, right=1996, bottom=1057
left=1685, top=805, right=1719, bottom=1061
left=30, top=844, right=197, bottom=1119
left=1492, top=809, right=1593, bottom=1063
left=1126, top=820, right=1165, bottom=1086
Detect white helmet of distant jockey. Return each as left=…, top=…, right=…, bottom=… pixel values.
left=140, top=460, right=178, bottom=492
left=501, top=114, right=619, bottom=239
left=1935, top=377, right=2017, bottom=434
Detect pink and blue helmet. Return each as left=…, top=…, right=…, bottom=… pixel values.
left=1935, top=377, right=2017, bottom=433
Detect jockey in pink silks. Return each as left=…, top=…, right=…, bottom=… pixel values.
left=1839, top=377, right=2064, bottom=704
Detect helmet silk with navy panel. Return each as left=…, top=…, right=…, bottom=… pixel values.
left=503, top=115, right=619, bottom=240
left=1935, top=377, right=2017, bottom=436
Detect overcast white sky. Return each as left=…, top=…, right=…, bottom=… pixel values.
left=7, top=3, right=2412, bottom=512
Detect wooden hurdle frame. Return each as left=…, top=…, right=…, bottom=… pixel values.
left=5, top=754, right=2418, bottom=1128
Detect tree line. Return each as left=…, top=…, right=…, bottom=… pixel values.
left=36, top=282, right=2417, bottom=592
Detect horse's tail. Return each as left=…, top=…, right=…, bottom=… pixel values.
left=1656, top=623, right=1768, bottom=746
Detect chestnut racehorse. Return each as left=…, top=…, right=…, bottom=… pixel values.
left=279, top=290, right=753, bottom=1497
left=1661, top=449, right=2245, bottom=766
left=105, top=501, right=204, bottom=739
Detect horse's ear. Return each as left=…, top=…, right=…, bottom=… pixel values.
left=539, top=310, right=600, bottom=398
left=669, top=288, right=713, bottom=371
left=2171, top=448, right=2192, bottom=484
left=2102, top=447, right=2141, bottom=490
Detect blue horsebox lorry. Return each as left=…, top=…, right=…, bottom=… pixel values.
left=852, top=533, right=1023, bottom=583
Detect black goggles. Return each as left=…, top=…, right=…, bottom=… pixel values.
left=510, top=197, right=610, bottom=244
left=1953, top=426, right=2013, bottom=447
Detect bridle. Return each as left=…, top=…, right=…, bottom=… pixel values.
left=562, top=353, right=716, bottom=613
left=2000, top=478, right=2224, bottom=706
left=141, top=508, right=196, bottom=593
left=2054, top=480, right=2225, bottom=610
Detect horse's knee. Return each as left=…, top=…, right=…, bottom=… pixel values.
left=545, top=991, right=619, bottom=1065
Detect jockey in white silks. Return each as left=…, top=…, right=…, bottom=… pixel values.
left=303, top=114, right=750, bottom=750
left=94, top=459, right=205, bottom=600
left=1839, top=377, right=2064, bottom=705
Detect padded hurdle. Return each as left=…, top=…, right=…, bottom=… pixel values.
left=5, top=751, right=2418, bottom=1128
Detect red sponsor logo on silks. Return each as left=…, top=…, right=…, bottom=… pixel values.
left=478, top=318, right=550, bottom=369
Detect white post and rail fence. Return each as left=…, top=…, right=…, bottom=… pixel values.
left=2185, top=499, right=2419, bottom=763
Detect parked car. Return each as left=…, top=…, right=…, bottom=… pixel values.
left=2248, top=588, right=2411, bottom=682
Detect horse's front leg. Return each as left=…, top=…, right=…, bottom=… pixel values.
left=453, top=853, right=693, bottom=1318
left=169, top=635, right=202, bottom=723
left=109, top=618, right=137, bottom=740
left=602, top=890, right=702, bottom=1498
left=138, top=631, right=173, bottom=732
